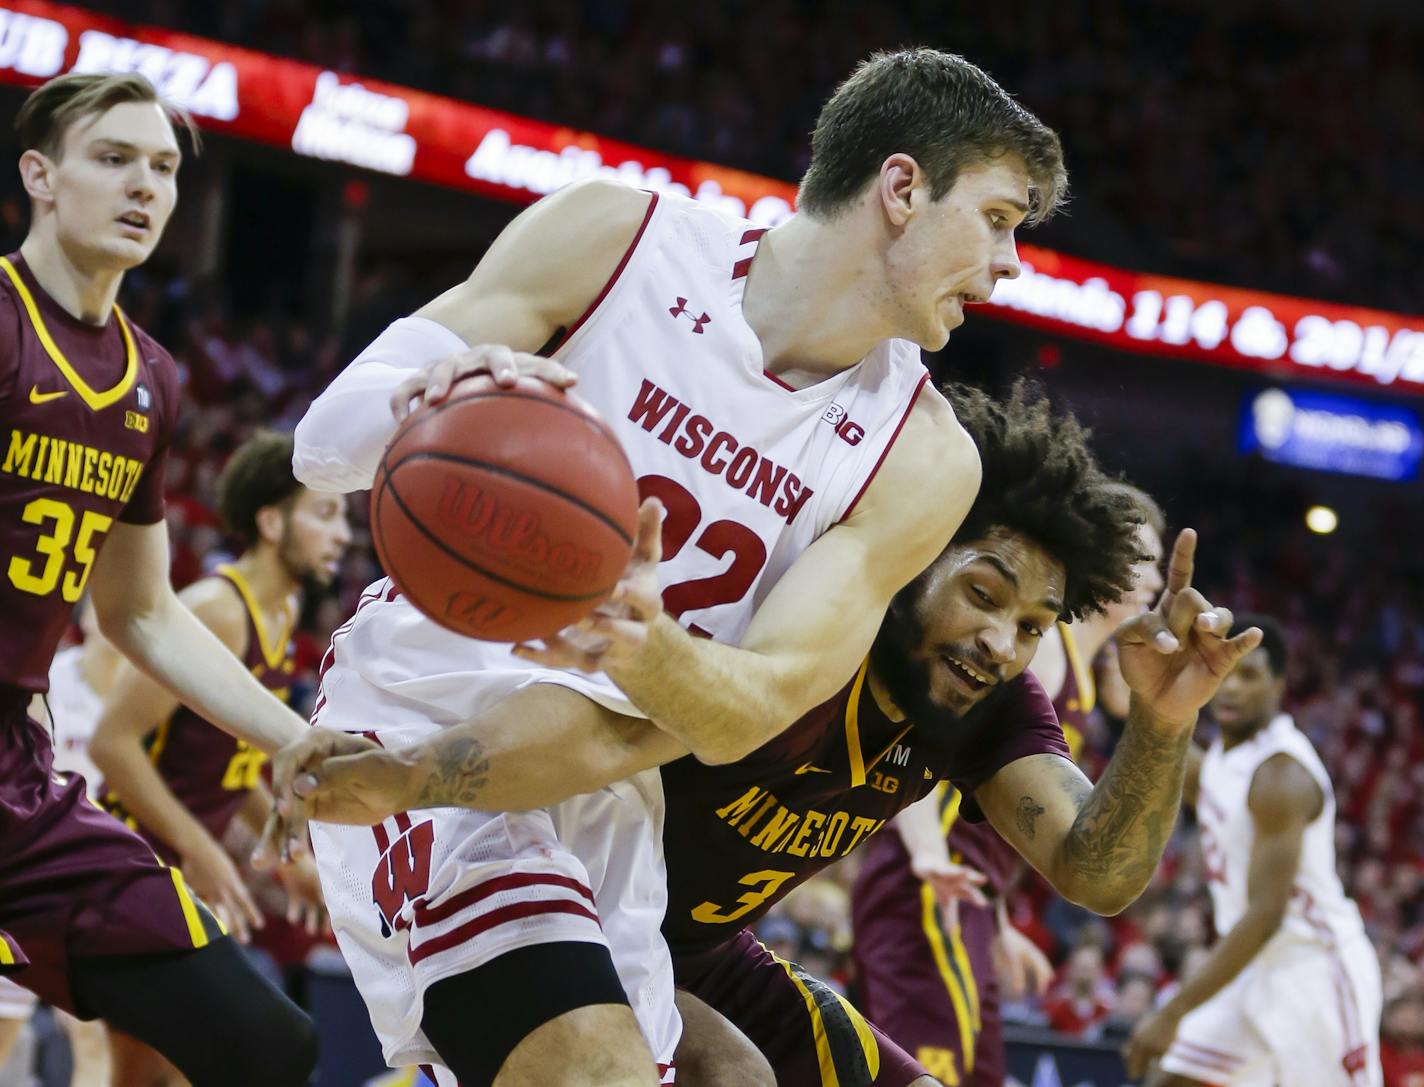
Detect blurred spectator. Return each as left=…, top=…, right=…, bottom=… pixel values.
left=1382, top=994, right=1424, bottom=1087
left=1044, top=945, right=1114, bottom=1038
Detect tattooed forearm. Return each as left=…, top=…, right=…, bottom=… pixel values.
left=1058, top=705, right=1192, bottom=911
left=1016, top=796, right=1046, bottom=840
left=414, top=734, right=491, bottom=808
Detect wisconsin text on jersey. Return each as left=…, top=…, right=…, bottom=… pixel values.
left=713, top=785, right=887, bottom=859
left=3, top=428, right=145, bottom=504
left=628, top=379, right=815, bottom=524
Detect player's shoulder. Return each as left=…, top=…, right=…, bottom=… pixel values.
left=533, top=179, right=659, bottom=242
left=989, top=668, right=1057, bottom=725
left=1247, top=748, right=1325, bottom=824
left=177, top=571, right=251, bottom=649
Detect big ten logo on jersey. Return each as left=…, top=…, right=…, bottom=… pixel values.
left=821, top=403, right=864, bottom=446
left=124, top=382, right=152, bottom=433
left=371, top=818, right=436, bottom=937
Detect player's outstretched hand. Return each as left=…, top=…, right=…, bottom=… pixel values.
left=1123, top=1005, right=1182, bottom=1078
left=255, top=728, right=381, bottom=869
left=911, top=856, right=989, bottom=911
left=993, top=921, right=1054, bottom=1001
left=513, top=498, right=665, bottom=673
left=181, top=835, right=263, bottom=944
left=390, top=345, right=576, bottom=421
left=276, top=855, right=329, bottom=936
left=285, top=746, right=425, bottom=827
left=1114, top=528, right=1263, bottom=729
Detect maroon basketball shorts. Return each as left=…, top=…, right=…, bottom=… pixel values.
left=0, top=691, right=226, bottom=1014
left=854, top=885, right=1003, bottom=1087
left=673, top=927, right=928, bottom=1087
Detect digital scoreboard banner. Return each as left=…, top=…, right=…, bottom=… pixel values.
left=1, top=0, right=1420, bottom=396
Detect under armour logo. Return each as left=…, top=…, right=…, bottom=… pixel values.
left=668, top=297, right=711, bottom=334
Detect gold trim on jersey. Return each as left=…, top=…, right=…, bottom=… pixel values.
left=0, top=937, right=15, bottom=966
left=920, top=881, right=979, bottom=1072
left=844, top=658, right=870, bottom=787
left=1058, top=621, right=1096, bottom=714
left=765, top=942, right=880, bottom=1086
left=216, top=564, right=294, bottom=671
left=937, top=782, right=963, bottom=836
left=167, top=867, right=214, bottom=948
left=0, top=256, right=139, bottom=412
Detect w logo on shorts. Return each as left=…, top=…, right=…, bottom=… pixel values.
left=371, top=819, right=435, bottom=935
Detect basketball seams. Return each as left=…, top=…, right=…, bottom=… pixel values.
left=377, top=465, right=621, bottom=604
left=389, top=450, right=634, bottom=546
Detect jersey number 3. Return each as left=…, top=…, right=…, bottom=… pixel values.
left=8, top=497, right=111, bottom=602
left=639, top=475, right=767, bottom=631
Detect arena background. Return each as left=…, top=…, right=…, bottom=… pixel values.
left=0, top=2, right=1421, bottom=1085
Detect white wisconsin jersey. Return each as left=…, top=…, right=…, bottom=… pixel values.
left=44, top=645, right=104, bottom=794
left=549, top=189, right=930, bottom=645
left=1198, top=714, right=1365, bottom=946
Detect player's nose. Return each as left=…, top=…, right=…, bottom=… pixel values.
left=976, top=621, right=1016, bottom=665
left=991, top=235, right=1021, bottom=281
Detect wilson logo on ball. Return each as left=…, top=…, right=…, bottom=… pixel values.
left=446, top=592, right=525, bottom=633
left=437, top=476, right=604, bottom=579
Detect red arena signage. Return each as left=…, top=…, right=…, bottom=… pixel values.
left=0, top=0, right=1419, bottom=392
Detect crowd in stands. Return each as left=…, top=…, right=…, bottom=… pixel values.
left=90, top=0, right=1424, bottom=312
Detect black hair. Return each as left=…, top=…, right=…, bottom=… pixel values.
left=1228, top=612, right=1288, bottom=676
left=941, top=380, right=1147, bottom=620
left=215, top=431, right=301, bottom=548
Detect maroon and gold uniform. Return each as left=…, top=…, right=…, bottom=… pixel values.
left=0, top=254, right=223, bottom=1013
left=101, top=564, right=295, bottom=864
left=663, top=658, right=1069, bottom=1087
left=851, top=622, right=1097, bottom=1087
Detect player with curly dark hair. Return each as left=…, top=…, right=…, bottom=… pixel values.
left=657, top=379, right=1260, bottom=1087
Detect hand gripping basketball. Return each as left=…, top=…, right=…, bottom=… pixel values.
left=512, top=497, right=666, bottom=673
left=390, top=344, right=576, bottom=421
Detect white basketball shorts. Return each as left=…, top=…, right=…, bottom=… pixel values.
left=307, top=584, right=680, bottom=1079
left=1160, top=933, right=1382, bottom=1087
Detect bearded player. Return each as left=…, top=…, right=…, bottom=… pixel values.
left=90, top=431, right=348, bottom=1085
left=268, top=48, right=1065, bottom=1087
left=657, top=382, right=1253, bottom=1087
left=0, top=72, right=315, bottom=1084
left=1124, top=615, right=1382, bottom=1087
left=851, top=483, right=1165, bottom=1085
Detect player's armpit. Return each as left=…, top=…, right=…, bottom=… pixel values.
left=609, top=393, right=980, bottom=763
left=292, top=180, right=655, bottom=493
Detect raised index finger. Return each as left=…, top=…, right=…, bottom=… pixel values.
left=1163, top=527, right=1197, bottom=599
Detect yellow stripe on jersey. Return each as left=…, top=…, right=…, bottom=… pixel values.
left=168, top=867, right=215, bottom=948
left=0, top=937, right=14, bottom=966
left=950, top=922, right=981, bottom=1031
left=766, top=943, right=880, bottom=1086
left=920, top=881, right=977, bottom=1073
left=217, top=564, right=294, bottom=671
left=938, top=782, right=963, bottom=836
left=844, top=658, right=871, bottom=787
left=1058, top=621, right=1096, bottom=714
left=0, top=256, right=140, bottom=411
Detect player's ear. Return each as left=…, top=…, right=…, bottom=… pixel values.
left=878, top=153, right=921, bottom=228
left=18, top=149, right=55, bottom=206
left=255, top=504, right=285, bottom=547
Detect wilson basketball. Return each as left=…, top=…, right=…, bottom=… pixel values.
left=370, top=377, right=640, bottom=641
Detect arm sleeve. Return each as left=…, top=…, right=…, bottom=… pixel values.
left=292, top=316, right=469, bottom=493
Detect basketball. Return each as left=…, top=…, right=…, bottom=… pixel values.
left=370, top=376, right=640, bottom=642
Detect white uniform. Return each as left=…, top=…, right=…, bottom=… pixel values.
left=1162, top=714, right=1382, bottom=1087
left=0, top=646, right=106, bottom=1019
left=295, top=188, right=932, bottom=1075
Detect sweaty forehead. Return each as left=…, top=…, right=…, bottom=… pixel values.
left=952, top=528, right=1065, bottom=604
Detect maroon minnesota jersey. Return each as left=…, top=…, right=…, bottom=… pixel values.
left=660, top=660, right=1069, bottom=952
left=0, top=253, right=178, bottom=692
left=102, top=565, right=294, bottom=862
left=938, top=622, right=1097, bottom=893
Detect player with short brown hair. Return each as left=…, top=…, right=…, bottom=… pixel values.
left=0, top=72, right=315, bottom=1084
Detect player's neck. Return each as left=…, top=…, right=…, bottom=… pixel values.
left=19, top=229, right=124, bottom=325
left=231, top=548, right=299, bottom=619
left=1067, top=613, right=1117, bottom=662
left=866, top=667, right=906, bottom=723
left=1220, top=716, right=1273, bottom=751
left=742, top=212, right=895, bottom=380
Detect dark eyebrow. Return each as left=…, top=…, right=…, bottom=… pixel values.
left=93, top=138, right=180, bottom=159
left=978, top=553, right=1062, bottom=615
